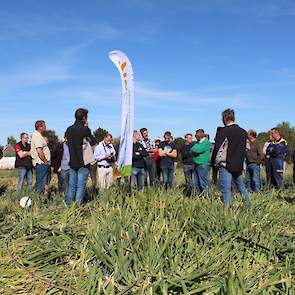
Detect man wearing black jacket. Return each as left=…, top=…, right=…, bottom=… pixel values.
left=131, top=130, right=148, bottom=192
left=180, top=133, right=195, bottom=190
left=15, top=133, right=33, bottom=191
left=211, top=109, right=249, bottom=206
left=65, top=108, right=95, bottom=206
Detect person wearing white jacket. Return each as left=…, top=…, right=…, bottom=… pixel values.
left=94, top=134, right=116, bottom=192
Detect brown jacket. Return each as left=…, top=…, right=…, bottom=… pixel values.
left=246, top=139, right=264, bottom=165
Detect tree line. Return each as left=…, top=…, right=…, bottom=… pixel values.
left=2, top=122, right=295, bottom=160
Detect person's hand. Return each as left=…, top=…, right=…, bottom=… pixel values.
left=135, top=152, right=140, bottom=156
left=105, top=153, right=111, bottom=158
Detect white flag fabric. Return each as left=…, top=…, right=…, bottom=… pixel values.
left=109, top=50, right=134, bottom=176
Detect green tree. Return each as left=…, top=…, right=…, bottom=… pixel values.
left=112, top=137, right=120, bottom=147
left=174, top=137, right=185, bottom=164
left=277, top=121, right=295, bottom=151
left=44, top=130, right=59, bottom=152
left=257, top=132, right=269, bottom=143
left=7, top=136, right=17, bottom=146
left=93, top=127, right=108, bottom=144
left=257, top=122, right=295, bottom=162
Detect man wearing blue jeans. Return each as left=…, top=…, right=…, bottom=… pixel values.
left=159, top=131, right=177, bottom=190
left=140, top=128, right=157, bottom=186
left=30, top=121, right=51, bottom=194
left=180, top=133, right=195, bottom=192
left=131, top=131, right=148, bottom=191
left=211, top=109, right=250, bottom=206
left=191, top=129, right=211, bottom=194
left=245, top=130, right=263, bottom=192
left=15, top=133, right=33, bottom=191
left=65, top=108, right=95, bottom=206
left=67, top=167, right=90, bottom=205
left=266, top=128, right=288, bottom=189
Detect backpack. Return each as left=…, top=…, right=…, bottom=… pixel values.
left=83, top=138, right=95, bottom=166
left=215, top=138, right=228, bottom=168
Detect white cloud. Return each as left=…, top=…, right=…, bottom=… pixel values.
left=0, top=40, right=97, bottom=93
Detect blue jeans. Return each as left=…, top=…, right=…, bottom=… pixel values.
left=66, top=167, right=90, bottom=206
left=17, top=167, right=33, bottom=191
left=195, top=164, right=210, bottom=194
left=270, top=158, right=284, bottom=189
left=219, top=167, right=250, bottom=206
left=35, top=164, right=50, bottom=193
left=131, top=167, right=145, bottom=191
left=183, top=164, right=195, bottom=189
left=144, top=157, right=157, bottom=186
left=161, top=166, right=174, bottom=190
left=246, top=163, right=261, bottom=192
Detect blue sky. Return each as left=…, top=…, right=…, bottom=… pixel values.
left=1, top=0, right=295, bottom=145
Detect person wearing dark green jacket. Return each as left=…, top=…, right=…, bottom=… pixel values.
left=191, top=129, right=210, bottom=194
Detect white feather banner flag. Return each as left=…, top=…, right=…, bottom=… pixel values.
left=109, top=50, right=134, bottom=176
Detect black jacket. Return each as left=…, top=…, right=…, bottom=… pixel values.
left=211, top=124, right=247, bottom=172
left=132, top=142, right=148, bottom=168
left=65, top=120, right=95, bottom=169
left=180, top=143, right=194, bottom=165
left=51, top=141, right=64, bottom=173
left=15, top=141, right=32, bottom=169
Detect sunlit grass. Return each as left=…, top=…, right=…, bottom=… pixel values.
left=0, top=168, right=294, bottom=294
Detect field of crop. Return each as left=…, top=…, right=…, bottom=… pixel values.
left=0, top=169, right=295, bottom=294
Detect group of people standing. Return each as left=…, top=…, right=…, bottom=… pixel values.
left=14, top=108, right=289, bottom=207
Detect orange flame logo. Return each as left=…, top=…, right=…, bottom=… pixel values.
left=120, top=62, right=127, bottom=78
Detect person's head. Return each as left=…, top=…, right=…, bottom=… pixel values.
left=271, top=128, right=282, bottom=141
left=35, top=120, right=46, bottom=133
left=133, top=130, right=140, bottom=142
left=164, top=131, right=172, bottom=142
left=75, top=108, right=89, bottom=125
left=185, top=133, right=193, bottom=144
left=140, top=128, right=148, bottom=140
left=154, top=139, right=161, bottom=148
left=20, top=132, right=29, bottom=144
left=195, top=129, right=206, bottom=141
left=248, top=129, right=257, bottom=142
left=104, top=133, right=113, bottom=145
left=221, top=109, right=235, bottom=126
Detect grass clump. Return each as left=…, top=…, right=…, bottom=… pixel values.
left=0, top=181, right=295, bottom=294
